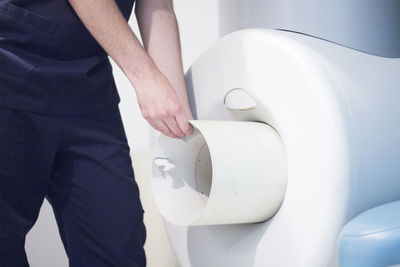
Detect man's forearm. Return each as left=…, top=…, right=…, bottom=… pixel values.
left=68, top=0, right=159, bottom=90
left=68, top=0, right=194, bottom=138
left=135, top=0, right=189, bottom=107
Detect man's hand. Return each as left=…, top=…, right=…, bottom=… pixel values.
left=135, top=68, right=194, bottom=138
left=67, top=0, right=194, bottom=138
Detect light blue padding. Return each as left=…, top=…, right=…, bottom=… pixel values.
left=338, top=200, right=400, bottom=267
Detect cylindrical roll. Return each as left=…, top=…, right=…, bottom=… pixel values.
left=151, top=119, right=287, bottom=226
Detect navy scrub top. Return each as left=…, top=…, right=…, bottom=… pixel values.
left=0, top=0, right=135, bottom=114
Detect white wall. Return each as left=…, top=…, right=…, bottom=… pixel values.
left=25, top=1, right=219, bottom=266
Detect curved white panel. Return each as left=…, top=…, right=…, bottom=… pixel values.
left=152, top=120, right=287, bottom=226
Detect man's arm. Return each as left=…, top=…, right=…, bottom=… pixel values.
left=68, top=0, right=194, bottom=138
left=135, top=0, right=191, bottom=125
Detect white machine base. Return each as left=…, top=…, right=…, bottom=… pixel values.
left=154, top=29, right=400, bottom=267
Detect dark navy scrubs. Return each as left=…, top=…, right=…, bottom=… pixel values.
left=0, top=0, right=147, bottom=266
left=0, top=0, right=134, bottom=114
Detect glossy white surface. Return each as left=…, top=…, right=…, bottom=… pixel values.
left=156, top=29, right=400, bottom=267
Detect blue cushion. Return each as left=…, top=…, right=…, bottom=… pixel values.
left=339, top=201, right=400, bottom=267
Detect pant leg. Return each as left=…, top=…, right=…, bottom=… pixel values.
left=46, top=105, right=147, bottom=267
left=0, top=107, right=61, bottom=267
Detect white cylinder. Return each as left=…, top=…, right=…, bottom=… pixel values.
left=151, top=120, right=287, bottom=226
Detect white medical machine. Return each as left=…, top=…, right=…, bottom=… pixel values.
left=151, top=1, right=400, bottom=266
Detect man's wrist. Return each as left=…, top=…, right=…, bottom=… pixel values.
left=125, top=54, right=160, bottom=92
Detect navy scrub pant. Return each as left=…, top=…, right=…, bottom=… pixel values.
left=0, top=104, right=147, bottom=267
